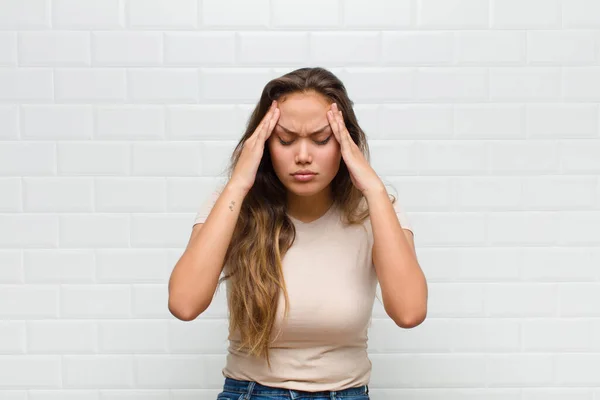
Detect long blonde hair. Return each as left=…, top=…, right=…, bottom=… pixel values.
left=217, top=67, right=397, bottom=368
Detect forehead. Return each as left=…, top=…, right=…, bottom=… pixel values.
left=277, top=92, right=330, bottom=132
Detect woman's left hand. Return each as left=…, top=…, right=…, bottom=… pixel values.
left=327, top=102, right=385, bottom=196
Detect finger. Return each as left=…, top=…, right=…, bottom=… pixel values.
left=326, top=110, right=337, bottom=144
left=260, top=103, right=279, bottom=140
left=337, top=110, right=351, bottom=148
left=254, top=113, right=269, bottom=138
left=255, top=101, right=276, bottom=137
left=331, top=103, right=344, bottom=137
left=327, top=109, right=340, bottom=144
left=330, top=106, right=347, bottom=152
left=264, top=107, right=280, bottom=140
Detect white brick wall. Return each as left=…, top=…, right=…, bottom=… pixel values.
left=0, top=0, right=599, bottom=398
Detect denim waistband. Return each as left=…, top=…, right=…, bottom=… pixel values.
left=222, top=377, right=369, bottom=398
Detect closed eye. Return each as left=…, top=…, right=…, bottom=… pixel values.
left=279, top=135, right=332, bottom=146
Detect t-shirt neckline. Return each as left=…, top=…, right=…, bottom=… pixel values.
left=287, top=202, right=337, bottom=227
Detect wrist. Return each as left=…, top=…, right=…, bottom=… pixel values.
left=225, top=181, right=250, bottom=197
left=363, top=184, right=387, bottom=201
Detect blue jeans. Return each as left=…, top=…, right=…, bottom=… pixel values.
left=217, top=377, right=370, bottom=400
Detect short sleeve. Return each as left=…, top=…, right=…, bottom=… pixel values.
left=193, top=184, right=225, bottom=226
left=393, top=199, right=413, bottom=234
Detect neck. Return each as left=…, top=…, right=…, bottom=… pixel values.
left=286, top=188, right=334, bottom=221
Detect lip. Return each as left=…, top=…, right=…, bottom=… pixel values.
left=292, top=170, right=316, bottom=175
left=292, top=173, right=316, bottom=182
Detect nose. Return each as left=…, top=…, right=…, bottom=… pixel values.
left=294, top=139, right=312, bottom=164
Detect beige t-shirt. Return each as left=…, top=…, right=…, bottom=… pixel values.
left=193, top=185, right=412, bottom=392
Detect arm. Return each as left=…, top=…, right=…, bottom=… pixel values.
left=168, top=182, right=247, bottom=321
left=367, top=188, right=428, bottom=328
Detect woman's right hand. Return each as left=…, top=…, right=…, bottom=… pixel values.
left=229, top=100, right=280, bottom=194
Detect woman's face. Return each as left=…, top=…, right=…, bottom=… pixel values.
left=267, top=91, right=342, bottom=198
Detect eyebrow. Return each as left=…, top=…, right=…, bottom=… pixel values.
left=276, top=124, right=330, bottom=136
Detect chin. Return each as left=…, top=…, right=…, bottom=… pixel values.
left=285, top=179, right=331, bottom=196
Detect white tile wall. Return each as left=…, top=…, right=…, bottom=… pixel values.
left=0, top=0, right=599, bottom=398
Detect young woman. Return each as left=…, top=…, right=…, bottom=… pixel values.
left=168, top=67, right=428, bottom=400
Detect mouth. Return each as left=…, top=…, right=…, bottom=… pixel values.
left=291, top=170, right=317, bottom=176
left=291, top=173, right=317, bottom=182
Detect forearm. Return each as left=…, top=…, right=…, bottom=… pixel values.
left=168, top=182, right=248, bottom=320
left=366, top=188, right=427, bottom=327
